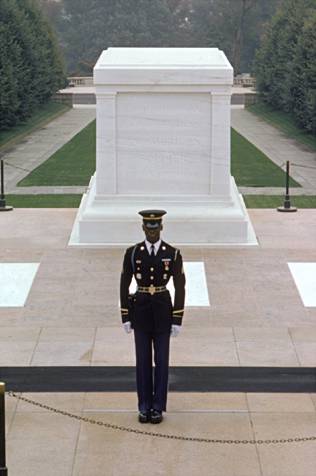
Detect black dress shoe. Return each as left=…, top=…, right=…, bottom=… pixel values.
left=150, top=409, right=163, bottom=424
left=138, top=411, right=150, bottom=423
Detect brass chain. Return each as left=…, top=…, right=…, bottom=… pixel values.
left=8, top=391, right=316, bottom=445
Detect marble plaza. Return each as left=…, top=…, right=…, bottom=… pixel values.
left=1, top=208, right=316, bottom=476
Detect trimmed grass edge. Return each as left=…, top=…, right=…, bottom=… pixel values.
left=5, top=194, right=82, bottom=208
left=5, top=194, right=316, bottom=209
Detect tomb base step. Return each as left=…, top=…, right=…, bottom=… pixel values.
left=69, top=175, right=257, bottom=247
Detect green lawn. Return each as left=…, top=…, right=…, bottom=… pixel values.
left=6, top=194, right=316, bottom=208
left=231, top=129, right=300, bottom=187
left=247, top=102, right=316, bottom=152
left=18, top=120, right=96, bottom=186
left=244, top=195, right=316, bottom=208
left=18, top=120, right=298, bottom=188
left=0, top=101, right=70, bottom=152
left=5, top=194, right=82, bottom=208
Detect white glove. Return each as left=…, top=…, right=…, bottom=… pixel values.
left=123, top=321, right=132, bottom=334
left=171, top=325, right=181, bottom=337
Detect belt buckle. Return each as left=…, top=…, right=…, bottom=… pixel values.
left=149, top=286, right=155, bottom=295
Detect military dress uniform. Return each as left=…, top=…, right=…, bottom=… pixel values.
left=120, top=211, right=185, bottom=418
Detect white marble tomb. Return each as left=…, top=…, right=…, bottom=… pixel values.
left=70, top=47, right=256, bottom=246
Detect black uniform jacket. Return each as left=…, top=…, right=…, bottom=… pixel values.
left=120, top=240, right=186, bottom=333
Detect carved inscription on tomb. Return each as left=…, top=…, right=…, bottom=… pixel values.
left=116, top=93, right=211, bottom=195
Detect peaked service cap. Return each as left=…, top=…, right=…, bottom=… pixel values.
left=138, top=209, right=167, bottom=228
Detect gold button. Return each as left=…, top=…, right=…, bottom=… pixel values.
left=150, top=267, right=154, bottom=271
left=150, top=276, right=154, bottom=280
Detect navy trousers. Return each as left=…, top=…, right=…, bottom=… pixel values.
left=134, top=330, right=170, bottom=412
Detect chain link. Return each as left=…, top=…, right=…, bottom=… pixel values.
left=290, top=163, right=316, bottom=170
left=3, top=160, right=33, bottom=174
left=7, top=391, right=316, bottom=445
left=280, top=161, right=316, bottom=171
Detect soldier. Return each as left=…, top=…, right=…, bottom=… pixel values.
left=120, top=209, right=185, bottom=424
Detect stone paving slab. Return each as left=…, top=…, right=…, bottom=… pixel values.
left=4, top=392, right=316, bottom=476
left=0, top=209, right=316, bottom=363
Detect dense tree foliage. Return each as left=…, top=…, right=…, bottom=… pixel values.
left=0, top=0, right=66, bottom=130
left=291, top=11, right=316, bottom=133
left=184, top=0, right=282, bottom=74
left=39, top=0, right=281, bottom=75
left=254, top=0, right=316, bottom=133
left=58, top=0, right=177, bottom=74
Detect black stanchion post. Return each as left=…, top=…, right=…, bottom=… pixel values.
left=277, top=160, right=297, bottom=212
left=0, top=160, right=13, bottom=212
left=0, top=382, right=8, bottom=476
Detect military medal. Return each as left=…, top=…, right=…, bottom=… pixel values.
left=162, top=258, right=171, bottom=268
left=163, top=259, right=170, bottom=272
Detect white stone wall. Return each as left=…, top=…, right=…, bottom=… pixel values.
left=116, top=92, right=211, bottom=195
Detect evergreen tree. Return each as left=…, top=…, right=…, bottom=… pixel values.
left=15, top=0, right=66, bottom=104
left=291, top=11, right=316, bottom=133
left=0, top=0, right=33, bottom=122
left=254, top=0, right=315, bottom=111
left=0, top=23, right=21, bottom=128
left=0, top=0, right=66, bottom=130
